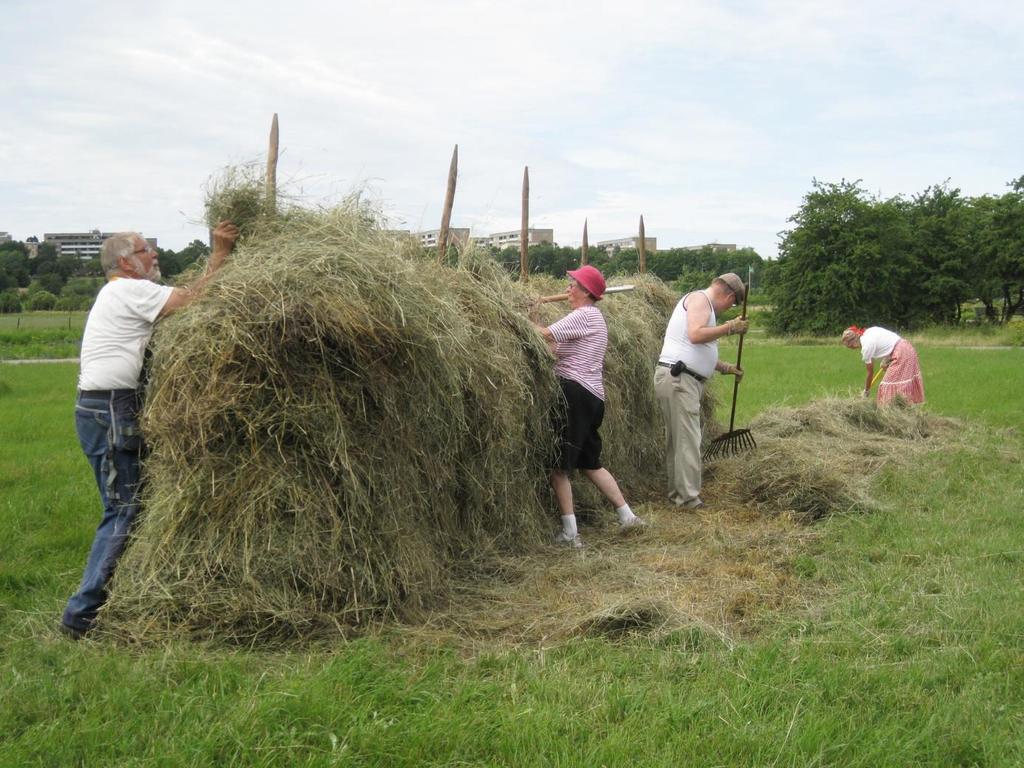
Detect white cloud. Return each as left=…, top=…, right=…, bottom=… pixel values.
left=1, top=0, right=1021, bottom=258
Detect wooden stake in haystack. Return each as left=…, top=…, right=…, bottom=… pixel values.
left=520, top=166, right=529, bottom=281
left=638, top=214, right=647, bottom=274
left=581, top=218, right=589, bottom=266
left=703, top=281, right=756, bottom=461
left=266, top=113, right=279, bottom=213
left=436, top=144, right=458, bottom=264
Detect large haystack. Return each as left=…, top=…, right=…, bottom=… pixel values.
left=101, top=200, right=681, bottom=643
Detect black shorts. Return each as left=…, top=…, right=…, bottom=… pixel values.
left=552, top=377, right=605, bottom=472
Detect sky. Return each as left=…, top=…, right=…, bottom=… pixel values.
left=1, top=0, right=1021, bottom=258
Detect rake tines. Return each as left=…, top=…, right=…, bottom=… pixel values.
left=703, top=277, right=756, bottom=464
left=703, top=427, right=757, bottom=462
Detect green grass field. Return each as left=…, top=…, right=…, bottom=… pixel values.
left=0, top=310, right=87, bottom=331
left=0, top=311, right=87, bottom=360
left=1, top=347, right=1022, bottom=766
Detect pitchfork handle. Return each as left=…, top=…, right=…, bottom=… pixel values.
left=536, top=292, right=570, bottom=304
left=727, top=282, right=750, bottom=433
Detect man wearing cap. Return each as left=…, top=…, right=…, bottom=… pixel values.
left=654, top=273, right=748, bottom=509
left=532, top=265, right=643, bottom=548
left=60, top=221, right=238, bottom=639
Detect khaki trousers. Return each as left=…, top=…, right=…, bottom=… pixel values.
left=653, top=366, right=704, bottom=506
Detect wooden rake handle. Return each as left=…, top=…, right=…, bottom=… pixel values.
left=727, top=282, right=750, bottom=433
left=535, top=292, right=570, bottom=304
left=533, top=285, right=636, bottom=304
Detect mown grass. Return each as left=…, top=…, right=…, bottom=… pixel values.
left=0, top=311, right=87, bottom=359
left=1, top=347, right=1022, bottom=766
left=712, top=343, right=1024, bottom=429
left=0, top=311, right=87, bottom=330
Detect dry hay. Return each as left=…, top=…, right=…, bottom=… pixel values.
left=399, top=398, right=958, bottom=650
left=705, top=396, right=955, bottom=522
left=202, top=163, right=280, bottom=239
left=401, top=503, right=815, bottom=650
left=99, top=184, right=684, bottom=644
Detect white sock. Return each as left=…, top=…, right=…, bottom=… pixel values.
left=561, top=514, right=578, bottom=537
left=616, top=504, right=636, bottom=524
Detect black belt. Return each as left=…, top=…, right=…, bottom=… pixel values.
left=656, top=360, right=707, bottom=383
left=78, top=389, right=138, bottom=398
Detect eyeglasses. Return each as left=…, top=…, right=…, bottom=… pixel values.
left=131, top=245, right=156, bottom=256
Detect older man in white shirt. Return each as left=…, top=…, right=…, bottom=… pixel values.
left=60, top=221, right=237, bottom=639
left=654, top=272, right=748, bottom=509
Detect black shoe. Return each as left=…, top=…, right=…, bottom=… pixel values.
left=59, top=622, right=87, bottom=641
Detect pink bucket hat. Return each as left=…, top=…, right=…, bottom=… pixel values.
left=566, top=265, right=606, bottom=300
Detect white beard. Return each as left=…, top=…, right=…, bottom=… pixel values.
left=129, top=255, right=161, bottom=282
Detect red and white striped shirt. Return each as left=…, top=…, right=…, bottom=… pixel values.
left=548, top=306, right=607, bottom=400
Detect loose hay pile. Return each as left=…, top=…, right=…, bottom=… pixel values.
left=409, top=398, right=957, bottom=648
left=706, top=396, right=954, bottom=522
left=100, top=196, right=680, bottom=643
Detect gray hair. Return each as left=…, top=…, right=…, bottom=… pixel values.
left=100, top=232, right=140, bottom=276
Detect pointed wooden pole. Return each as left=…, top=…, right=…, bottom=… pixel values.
left=638, top=214, right=647, bottom=274
left=266, top=113, right=279, bottom=213
left=436, top=144, right=458, bottom=264
left=520, top=166, right=529, bottom=281
left=581, top=218, right=589, bottom=265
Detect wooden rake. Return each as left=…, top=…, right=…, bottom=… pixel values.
left=703, top=282, right=756, bottom=461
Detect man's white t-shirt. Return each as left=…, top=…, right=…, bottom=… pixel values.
left=78, top=278, right=174, bottom=391
left=658, top=290, right=719, bottom=378
left=859, top=326, right=901, bottom=364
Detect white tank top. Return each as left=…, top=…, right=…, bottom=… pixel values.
left=657, top=290, right=718, bottom=378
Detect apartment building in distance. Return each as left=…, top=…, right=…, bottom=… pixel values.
left=680, top=242, right=736, bottom=252
left=0, top=232, right=12, bottom=245
left=471, top=228, right=554, bottom=249
left=415, top=228, right=470, bottom=249
left=596, top=236, right=657, bottom=254
left=44, top=230, right=158, bottom=260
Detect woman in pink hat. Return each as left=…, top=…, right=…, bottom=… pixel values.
left=532, top=265, right=643, bottom=549
left=841, top=325, right=925, bottom=405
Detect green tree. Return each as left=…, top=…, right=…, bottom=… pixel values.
left=0, top=243, right=31, bottom=289
left=989, top=177, right=1024, bottom=322
left=176, top=239, right=210, bottom=269
left=155, top=247, right=185, bottom=279
left=0, top=290, right=22, bottom=313
left=524, top=244, right=582, bottom=277
left=35, top=272, right=65, bottom=296
left=30, top=242, right=59, bottom=276
left=26, top=290, right=58, bottom=311
left=907, top=183, right=972, bottom=323
left=770, top=179, right=918, bottom=335
left=56, top=253, right=82, bottom=280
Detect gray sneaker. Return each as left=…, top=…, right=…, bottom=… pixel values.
left=553, top=531, right=584, bottom=549
left=681, top=497, right=705, bottom=510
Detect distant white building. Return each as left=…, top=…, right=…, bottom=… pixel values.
left=0, top=231, right=12, bottom=245
left=680, top=243, right=736, bottom=252
left=414, top=228, right=470, bottom=249
left=474, top=228, right=554, bottom=249
left=44, top=230, right=158, bottom=260
left=596, top=236, right=657, bottom=253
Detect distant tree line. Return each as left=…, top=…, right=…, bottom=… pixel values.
left=484, top=243, right=766, bottom=297
left=0, top=239, right=211, bottom=313
left=766, top=177, right=1024, bottom=334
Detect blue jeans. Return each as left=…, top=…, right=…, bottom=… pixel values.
left=62, top=389, right=144, bottom=632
